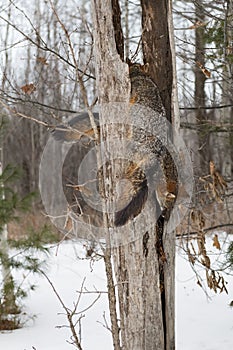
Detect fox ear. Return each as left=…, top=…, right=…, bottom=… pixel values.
left=142, top=63, right=149, bottom=73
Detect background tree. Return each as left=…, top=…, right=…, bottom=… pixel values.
left=194, top=0, right=209, bottom=174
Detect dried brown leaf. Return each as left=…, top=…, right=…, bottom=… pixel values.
left=190, top=209, right=205, bottom=229
left=37, top=56, right=48, bottom=65
left=21, top=83, right=36, bottom=95
left=209, top=161, right=215, bottom=176
left=190, top=209, right=196, bottom=223
left=189, top=21, right=207, bottom=29
left=213, top=234, right=221, bottom=250
left=201, top=255, right=211, bottom=269
left=215, top=171, right=227, bottom=190
left=197, top=237, right=205, bottom=255
left=196, top=61, right=211, bottom=78
left=64, top=215, right=73, bottom=231
left=187, top=247, right=196, bottom=265
left=206, top=270, right=213, bottom=289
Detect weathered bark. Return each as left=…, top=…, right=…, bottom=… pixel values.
left=91, top=1, right=130, bottom=350
left=141, top=0, right=173, bottom=124
left=92, top=1, right=176, bottom=349
left=113, top=231, right=164, bottom=350
left=141, top=2, right=177, bottom=348
left=111, top=0, right=125, bottom=60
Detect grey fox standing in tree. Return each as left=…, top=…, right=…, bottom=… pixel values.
left=52, top=63, right=178, bottom=226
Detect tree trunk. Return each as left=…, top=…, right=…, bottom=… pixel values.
left=141, top=1, right=176, bottom=349
left=222, top=0, right=233, bottom=178
left=0, top=14, right=18, bottom=314
left=91, top=1, right=130, bottom=350
left=91, top=1, right=176, bottom=349
left=194, top=0, right=209, bottom=174
left=141, top=0, right=173, bottom=124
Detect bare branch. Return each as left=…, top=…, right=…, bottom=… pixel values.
left=0, top=99, right=52, bottom=128
left=48, top=0, right=99, bottom=142
left=181, top=121, right=233, bottom=133
left=41, top=271, right=83, bottom=350
left=179, top=223, right=233, bottom=238
left=0, top=11, right=95, bottom=80
left=97, top=311, right=112, bottom=333
left=0, top=90, right=78, bottom=114
left=180, top=104, right=233, bottom=110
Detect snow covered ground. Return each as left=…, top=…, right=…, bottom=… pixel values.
left=1, top=232, right=233, bottom=350
left=177, top=232, right=233, bottom=350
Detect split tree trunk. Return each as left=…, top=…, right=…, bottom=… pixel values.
left=141, top=2, right=177, bottom=348
left=91, top=1, right=176, bottom=349
left=141, top=0, right=173, bottom=124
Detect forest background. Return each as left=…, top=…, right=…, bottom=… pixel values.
left=0, top=0, right=232, bottom=233
left=0, top=0, right=233, bottom=345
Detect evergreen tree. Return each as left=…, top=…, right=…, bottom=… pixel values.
left=0, top=163, right=56, bottom=330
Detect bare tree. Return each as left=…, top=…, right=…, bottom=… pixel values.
left=194, top=0, right=209, bottom=174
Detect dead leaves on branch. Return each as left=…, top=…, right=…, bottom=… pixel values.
left=20, top=83, right=36, bottom=95
left=186, top=236, right=228, bottom=294
left=186, top=205, right=227, bottom=294
left=206, top=270, right=228, bottom=294
left=196, top=61, right=211, bottom=78
left=213, top=234, right=221, bottom=250
left=200, top=161, right=227, bottom=203
left=196, top=270, right=228, bottom=294
left=20, top=56, right=48, bottom=95
left=190, top=208, right=205, bottom=230
left=189, top=161, right=228, bottom=293
left=189, top=21, right=207, bottom=30
left=36, top=56, right=48, bottom=65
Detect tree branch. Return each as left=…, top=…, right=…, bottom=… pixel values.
left=180, top=104, right=233, bottom=110
left=0, top=13, right=95, bottom=80
left=0, top=91, right=78, bottom=115
left=180, top=121, right=233, bottom=133
left=178, top=223, right=233, bottom=238
left=41, top=271, right=84, bottom=350
left=0, top=99, right=52, bottom=128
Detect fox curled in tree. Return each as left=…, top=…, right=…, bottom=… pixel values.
left=51, top=63, right=178, bottom=227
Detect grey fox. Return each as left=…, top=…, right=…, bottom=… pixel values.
left=52, top=63, right=178, bottom=226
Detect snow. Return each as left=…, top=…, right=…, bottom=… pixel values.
left=1, top=233, right=233, bottom=350
left=177, top=232, right=233, bottom=350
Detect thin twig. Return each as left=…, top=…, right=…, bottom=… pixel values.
left=179, top=223, right=233, bottom=238
left=0, top=12, right=95, bottom=80
left=41, top=271, right=83, bottom=350
left=0, top=99, right=51, bottom=128
left=97, top=311, right=112, bottom=333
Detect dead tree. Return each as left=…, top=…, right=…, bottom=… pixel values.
left=91, top=0, right=178, bottom=349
